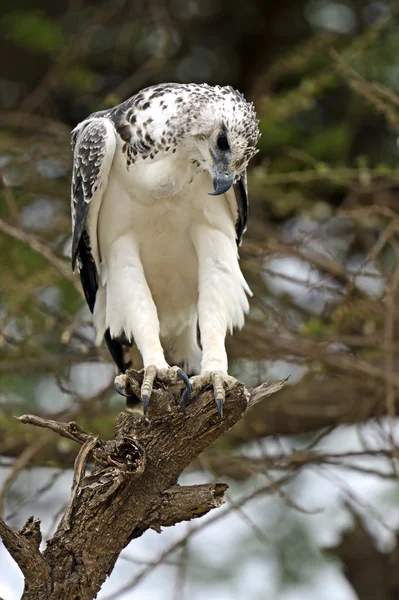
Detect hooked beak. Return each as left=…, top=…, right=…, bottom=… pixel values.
left=209, top=171, right=234, bottom=196
left=208, top=152, right=234, bottom=196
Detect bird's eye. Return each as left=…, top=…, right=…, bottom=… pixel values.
left=217, top=134, right=229, bottom=151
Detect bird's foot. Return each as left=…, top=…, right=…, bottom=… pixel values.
left=114, top=365, right=191, bottom=415
left=141, top=365, right=191, bottom=415
left=186, top=371, right=237, bottom=418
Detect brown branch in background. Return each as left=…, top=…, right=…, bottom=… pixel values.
left=227, top=368, right=399, bottom=442
left=0, top=218, right=81, bottom=294
left=18, top=0, right=128, bottom=114
left=331, top=47, right=399, bottom=129
left=0, top=111, right=70, bottom=136
left=205, top=448, right=399, bottom=482
left=0, top=352, right=99, bottom=374
left=108, top=0, right=176, bottom=101
left=231, top=323, right=399, bottom=389
left=0, top=433, right=53, bottom=516
left=252, top=165, right=399, bottom=187
left=333, top=510, right=399, bottom=600
left=251, top=32, right=337, bottom=97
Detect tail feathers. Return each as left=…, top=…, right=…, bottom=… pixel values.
left=104, top=330, right=129, bottom=373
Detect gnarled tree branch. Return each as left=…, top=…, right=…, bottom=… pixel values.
left=0, top=372, right=284, bottom=599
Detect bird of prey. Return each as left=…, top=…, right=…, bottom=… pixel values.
left=71, top=83, right=259, bottom=416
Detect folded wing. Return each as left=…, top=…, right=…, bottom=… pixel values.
left=230, top=171, right=249, bottom=246
left=71, top=118, right=127, bottom=370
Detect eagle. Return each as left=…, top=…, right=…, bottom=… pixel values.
left=71, top=83, right=260, bottom=416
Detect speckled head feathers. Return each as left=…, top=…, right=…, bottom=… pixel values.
left=86, top=83, right=260, bottom=172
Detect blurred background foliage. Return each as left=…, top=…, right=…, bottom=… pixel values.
left=1, top=1, right=399, bottom=599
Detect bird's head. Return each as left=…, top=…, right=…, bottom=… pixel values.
left=181, top=85, right=260, bottom=195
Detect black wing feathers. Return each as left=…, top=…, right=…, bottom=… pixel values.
left=104, top=331, right=128, bottom=373
left=71, top=174, right=90, bottom=271
left=233, top=173, right=249, bottom=245
left=79, top=234, right=126, bottom=371
left=77, top=231, right=97, bottom=312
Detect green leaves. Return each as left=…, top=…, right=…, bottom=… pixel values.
left=1, top=10, right=63, bottom=54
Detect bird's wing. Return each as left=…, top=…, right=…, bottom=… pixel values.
left=71, top=117, right=116, bottom=276
left=71, top=117, right=128, bottom=371
left=226, top=171, right=249, bottom=245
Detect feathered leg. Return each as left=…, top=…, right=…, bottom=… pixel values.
left=190, top=225, right=250, bottom=416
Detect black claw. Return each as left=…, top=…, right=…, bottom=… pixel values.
left=181, top=387, right=190, bottom=416
left=177, top=368, right=191, bottom=395
left=114, top=381, right=134, bottom=399
left=177, top=369, right=191, bottom=415
left=142, top=395, right=149, bottom=416
left=215, top=398, right=224, bottom=419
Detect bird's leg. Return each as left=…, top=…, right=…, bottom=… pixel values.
left=188, top=329, right=232, bottom=418
left=105, top=236, right=168, bottom=368
left=107, top=237, right=191, bottom=412
left=189, top=225, right=249, bottom=417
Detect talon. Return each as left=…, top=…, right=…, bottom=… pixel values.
left=177, top=368, right=191, bottom=394
left=181, top=387, right=190, bottom=415
left=188, top=371, right=233, bottom=415
left=140, top=365, right=157, bottom=414
left=114, top=380, right=134, bottom=399
left=177, top=368, right=191, bottom=414
left=142, top=394, right=150, bottom=415
left=212, top=372, right=226, bottom=417
left=215, top=397, right=224, bottom=418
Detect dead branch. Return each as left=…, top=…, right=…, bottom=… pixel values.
left=0, top=372, right=283, bottom=599
left=0, top=516, right=51, bottom=597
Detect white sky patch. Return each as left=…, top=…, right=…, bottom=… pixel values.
left=305, top=1, right=357, bottom=34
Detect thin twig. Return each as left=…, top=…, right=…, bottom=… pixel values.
left=0, top=218, right=81, bottom=294
left=383, top=240, right=399, bottom=477
left=0, top=433, right=53, bottom=516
